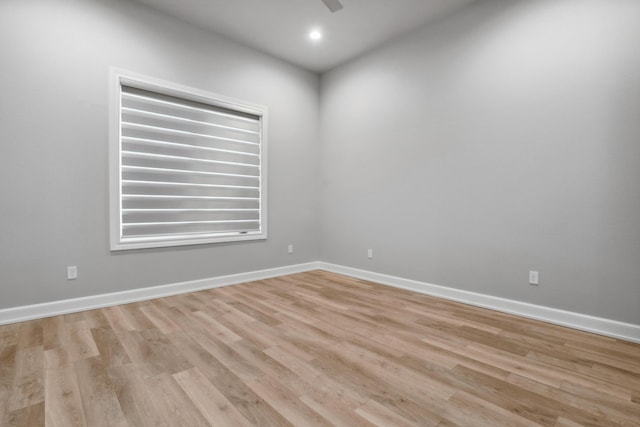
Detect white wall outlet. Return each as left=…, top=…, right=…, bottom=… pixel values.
left=67, top=266, right=78, bottom=280
left=367, top=249, right=373, bottom=259
left=288, top=244, right=294, bottom=254
left=529, top=270, right=539, bottom=285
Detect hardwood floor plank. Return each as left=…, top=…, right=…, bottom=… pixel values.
left=465, top=342, right=634, bottom=400
left=554, top=417, right=587, bottom=427
left=16, top=320, right=43, bottom=350
left=42, top=317, right=64, bottom=351
left=110, top=365, right=171, bottom=427
left=299, top=392, right=375, bottom=427
left=6, top=401, right=44, bottom=427
left=333, top=339, right=456, bottom=401
left=0, top=345, right=17, bottom=426
left=102, top=306, right=137, bottom=333
left=114, top=330, right=165, bottom=377
left=210, top=369, right=295, bottom=426
left=138, top=305, right=181, bottom=335
left=247, top=373, right=333, bottom=426
left=310, top=345, right=446, bottom=425
left=446, top=391, right=542, bottom=427
left=507, top=373, right=640, bottom=426
left=74, top=356, right=128, bottom=427
left=119, top=303, right=156, bottom=331
left=165, top=331, right=228, bottom=380
left=448, top=364, right=562, bottom=425
left=91, top=328, right=132, bottom=368
left=44, top=365, right=86, bottom=427
left=119, top=328, right=193, bottom=376
left=355, top=398, right=420, bottom=427
left=83, top=309, right=112, bottom=330
left=192, top=330, right=264, bottom=383
left=143, top=372, right=210, bottom=426
left=191, top=310, right=242, bottom=344
left=263, top=345, right=367, bottom=407
left=226, top=300, right=281, bottom=326
left=8, top=345, right=44, bottom=412
left=0, top=270, right=638, bottom=426
left=233, top=340, right=312, bottom=398
left=173, top=367, right=251, bottom=426
left=66, top=320, right=100, bottom=362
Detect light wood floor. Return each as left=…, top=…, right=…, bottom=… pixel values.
left=1, top=271, right=639, bottom=426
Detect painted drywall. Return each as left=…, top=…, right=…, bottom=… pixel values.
left=0, top=0, right=321, bottom=308
left=320, top=0, right=640, bottom=324
left=1, top=0, right=638, bottom=328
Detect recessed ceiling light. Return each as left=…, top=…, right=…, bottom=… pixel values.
left=309, top=30, right=322, bottom=41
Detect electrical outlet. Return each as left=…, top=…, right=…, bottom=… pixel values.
left=367, top=249, right=373, bottom=259
left=288, top=244, right=294, bottom=254
left=529, top=270, right=539, bottom=285
left=67, top=266, right=78, bottom=280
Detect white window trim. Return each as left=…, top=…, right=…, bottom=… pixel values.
left=109, top=68, right=268, bottom=250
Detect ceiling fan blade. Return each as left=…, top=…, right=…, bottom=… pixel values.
left=321, top=0, right=344, bottom=13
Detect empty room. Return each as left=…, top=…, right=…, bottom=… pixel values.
left=1, top=0, right=639, bottom=425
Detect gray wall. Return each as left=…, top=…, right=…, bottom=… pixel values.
left=0, top=0, right=321, bottom=308
left=320, top=0, right=640, bottom=324
left=2, top=0, right=638, bottom=326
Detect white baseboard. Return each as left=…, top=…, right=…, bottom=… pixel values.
left=2, top=260, right=638, bottom=344
left=0, top=262, right=322, bottom=326
left=318, top=262, right=640, bottom=344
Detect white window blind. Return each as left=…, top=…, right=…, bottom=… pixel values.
left=110, top=70, right=267, bottom=250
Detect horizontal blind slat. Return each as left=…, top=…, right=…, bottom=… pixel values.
left=122, top=184, right=259, bottom=199
left=122, top=140, right=260, bottom=166
left=121, top=88, right=260, bottom=129
left=123, top=222, right=260, bottom=237
left=121, top=114, right=261, bottom=145
left=123, top=210, right=259, bottom=224
left=122, top=170, right=258, bottom=188
left=123, top=208, right=259, bottom=212
left=122, top=122, right=260, bottom=146
left=122, top=180, right=258, bottom=190
left=122, top=152, right=260, bottom=177
left=122, top=131, right=261, bottom=155
left=123, top=195, right=259, bottom=200
left=122, top=165, right=259, bottom=180
left=122, top=137, right=259, bottom=157
left=122, top=151, right=259, bottom=168
left=121, top=107, right=260, bottom=135
left=122, top=198, right=259, bottom=210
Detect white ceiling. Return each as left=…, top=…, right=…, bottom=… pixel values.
left=132, top=0, right=477, bottom=73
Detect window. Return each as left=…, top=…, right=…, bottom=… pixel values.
left=109, top=69, right=267, bottom=250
